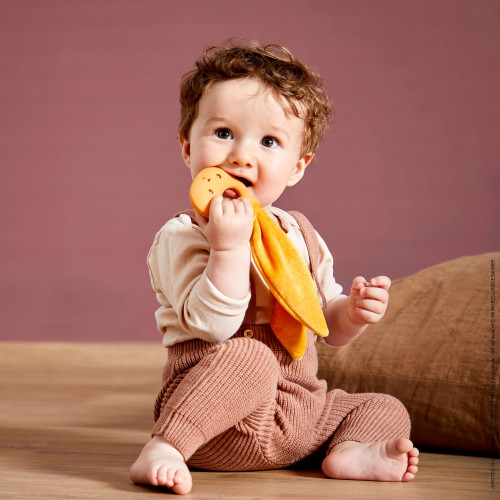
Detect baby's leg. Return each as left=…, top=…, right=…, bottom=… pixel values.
left=131, top=338, right=279, bottom=491
left=321, top=392, right=418, bottom=481
left=322, top=438, right=419, bottom=481
left=154, top=338, right=279, bottom=458
left=129, top=436, right=191, bottom=495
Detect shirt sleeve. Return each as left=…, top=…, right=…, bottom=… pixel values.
left=313, top=230, right=347, bottom=345
left=147, top=214, right=251, bottom=343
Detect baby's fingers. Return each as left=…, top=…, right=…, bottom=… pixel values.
left=356, top=297, right=386, bottom=315
left=354, top=308, right=385, bottom=324
left=360, top=285, right=389, bottom=304
left=351, top=276, right=369, bottom=294
left=367, top=276, right=391, bottom=290
left=239, top=196, right=254, bottom=215
left=232, top=196, right=254, bottom=216
left=208, top=195, right=224, bottom=217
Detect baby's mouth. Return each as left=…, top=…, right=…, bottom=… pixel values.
left=229, top=174, right=252, bottom=188
left=223, top=172, right=253, bottom=199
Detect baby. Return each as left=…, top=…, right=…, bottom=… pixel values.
left=129, top=41, right=419, bottom=495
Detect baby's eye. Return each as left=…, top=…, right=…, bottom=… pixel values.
left=215, top=128, right=233, bottom=140
left=261, top=136, right=278, bottom=148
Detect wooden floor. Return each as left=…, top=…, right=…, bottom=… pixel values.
left=0, top=342, right=497, bottom=499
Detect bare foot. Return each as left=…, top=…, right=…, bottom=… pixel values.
left=322, top=438, right=419, bottom=482
left=129, top=436, right=192, bottom=494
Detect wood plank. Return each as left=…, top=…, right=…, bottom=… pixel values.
left=0, top=342, right=497, bottom=498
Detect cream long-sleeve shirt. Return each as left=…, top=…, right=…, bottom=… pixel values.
left=147, top=207, right=343, bottom=348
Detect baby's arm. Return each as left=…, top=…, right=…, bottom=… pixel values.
left=195, top=195, right=254, bottom=299
left=324, top=276, right=391, bottom=346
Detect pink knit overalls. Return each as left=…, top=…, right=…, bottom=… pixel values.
left=152, top=211, right=411, bottom=471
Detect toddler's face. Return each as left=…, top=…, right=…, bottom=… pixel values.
left=180, top=78, right=312, bottom=209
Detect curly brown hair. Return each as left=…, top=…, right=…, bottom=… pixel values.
left=179, top=40, right=333, bottom=158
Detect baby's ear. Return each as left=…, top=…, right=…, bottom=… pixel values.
left=178, top=132, right=191, bottom=168
left=287, top=153, right=314, bottom=187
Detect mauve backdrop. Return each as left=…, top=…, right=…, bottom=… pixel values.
left=1, top=0, right=499, bottom=341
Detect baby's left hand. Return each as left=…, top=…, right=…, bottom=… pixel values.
left=347, top=276, right=391, bottom=325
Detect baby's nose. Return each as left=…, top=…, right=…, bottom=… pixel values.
left=229, top=142, right=254, bottom=167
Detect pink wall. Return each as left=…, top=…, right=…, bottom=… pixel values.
left=1, top=0, right=498, bottom=341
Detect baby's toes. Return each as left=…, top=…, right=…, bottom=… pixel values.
left=402, top=470, right=416, bottom=482
left=172, top=470, right=191, bottom=495
left=144, top=467, right=160, bottom=487
left=173, top=469, right=188, bottom=487
left=156, top=464, right=170, bottom=487
left=407, top=464, right=418, bottom=475
left=165, top=466, right=177, bottom=487
left=409, top=455, right=419, bottom=466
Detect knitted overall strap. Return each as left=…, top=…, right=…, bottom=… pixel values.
left=287, top=211, right=327, bottom=314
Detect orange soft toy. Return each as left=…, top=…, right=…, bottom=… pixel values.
left=189, top=167, right=328, bottom=360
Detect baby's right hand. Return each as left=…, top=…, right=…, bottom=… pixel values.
left=195, top=195, right=254, bottom=251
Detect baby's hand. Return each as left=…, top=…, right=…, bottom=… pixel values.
left=347, top=276, right=391, bottom=325
left=195, top=195, right=254, bottom=251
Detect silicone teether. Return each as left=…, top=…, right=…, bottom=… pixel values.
left=189, top=167, right=256, bottom=217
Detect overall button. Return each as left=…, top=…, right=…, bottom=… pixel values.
left=243, top=329, right=253, bottom=338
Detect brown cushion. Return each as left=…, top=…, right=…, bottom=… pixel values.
left=316, top=252, right=499, bottom=453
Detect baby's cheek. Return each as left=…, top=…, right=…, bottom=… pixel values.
left=198, top=143, right=224, bottom=166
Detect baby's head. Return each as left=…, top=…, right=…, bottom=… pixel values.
left=179, top=40, right=333, bottom=159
